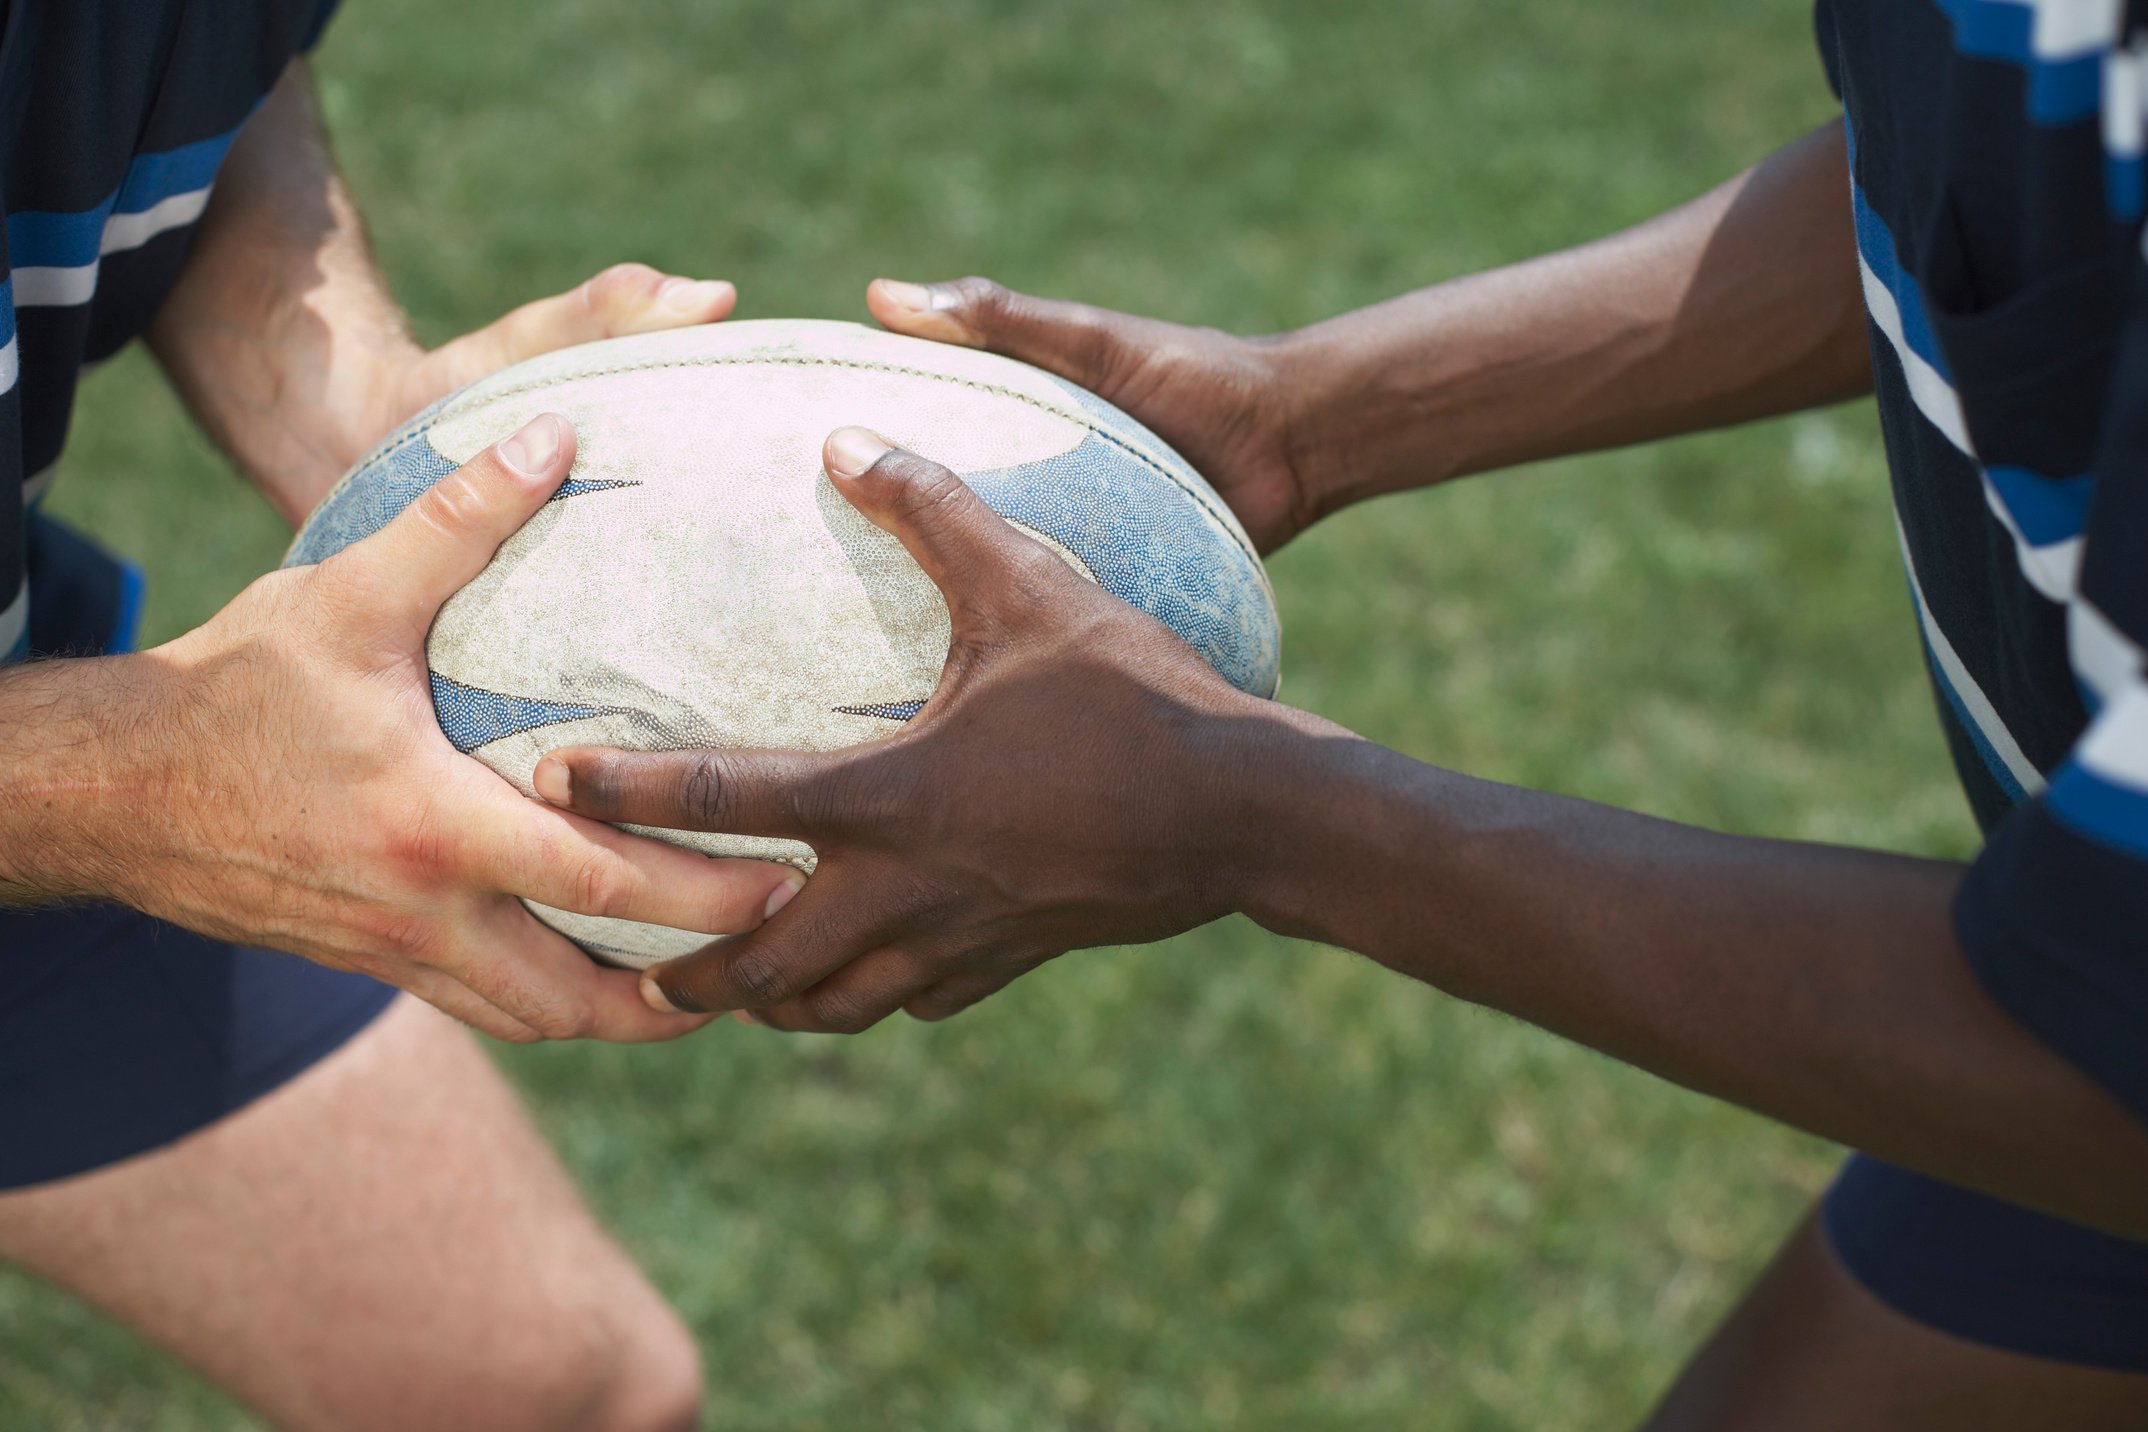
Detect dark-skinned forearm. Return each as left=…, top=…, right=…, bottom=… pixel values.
left=1224, top=711, right=2148, bottom=1239
left=1272, top=122, right=1871, bottom=515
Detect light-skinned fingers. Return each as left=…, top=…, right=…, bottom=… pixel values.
left=446, top=264, right=735, bottom=373
left=532, top=745, right=834, bottom=840
left=448, top=901, right=713, bottom=1042
left=396, top=967, right=544, bottom=1044
left=353, top=413, right=575, bottom=623
left=467, top=784, right=806, bottom=936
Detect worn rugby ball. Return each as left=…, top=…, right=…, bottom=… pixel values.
left=288, top=319, right=1282, bottom=967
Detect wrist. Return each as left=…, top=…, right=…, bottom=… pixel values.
left=1199, top=697, right=1394, bottom=939
left=1259, top=299, right=1477, bottom=525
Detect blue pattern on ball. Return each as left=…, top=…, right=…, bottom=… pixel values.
left=291, top=379, right=1280, bottom=757
left=285, top=433, right=637, bottom=571
left=285, top=428, right=459, bottom=569
left=836, top=700, right=928, bottom=722
left=967, top=433, right=1281, bottom=697
left=429, top=672, right=605, bottom=754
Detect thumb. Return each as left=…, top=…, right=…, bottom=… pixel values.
left=866, top=276, right=1135, bottom=393
left=822, top=427, right=1043, bottom=628
left=351, top=412, right=576, bottom=624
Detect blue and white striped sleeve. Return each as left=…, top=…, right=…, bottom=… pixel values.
left=1955, top=262, right=2148, bottom=1128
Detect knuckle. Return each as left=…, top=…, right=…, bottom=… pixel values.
left=386, top=800, right=458, bottom=882
left=416, top=469, right=488, bottom=539
left=1068, top=310, right=1134, bottom=383
left=371, top=913, right=440, bottom=963
left=727, top=949, right=796, bottom=1008
left=907, top=988, right=968, bottom=1022
left=682, top=752, right=732, bottom=829
left=949, top=275, right=1007, bottom=317
left=803, top=985, right=878, bottom=1035
left=570, top=851, right=635, bottom=918
left=887, top=459, right=967, bottom=523
left=527, top=1001, right=594, bottom=1042
left=515, top=996, right=592, bottom=1043
left=587, top=261, right=661, bottom=311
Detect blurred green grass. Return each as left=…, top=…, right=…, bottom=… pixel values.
left=0, top=0, right=1976, bottom=1427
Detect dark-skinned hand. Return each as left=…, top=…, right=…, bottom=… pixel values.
left=864, top=276, right=1318, bottom=553
left=533, top=426, right=1299, bottom=1031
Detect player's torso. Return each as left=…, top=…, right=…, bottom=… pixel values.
left=0, top=0, right=334, bottom=659
left=1816, top=0, right=2135, bottom=829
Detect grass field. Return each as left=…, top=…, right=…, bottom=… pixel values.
left=0, top=1, right=1981, bottom=1427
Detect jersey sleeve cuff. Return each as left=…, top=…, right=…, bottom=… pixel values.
left=1956, top=798, right=2148, bottom=1130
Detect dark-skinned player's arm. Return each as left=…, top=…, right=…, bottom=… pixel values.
left=538, top=428, right=2148, bottom=1242
left=146, top=59, right=740, bottom=527
left=860, top=120, right=1871, bottom=553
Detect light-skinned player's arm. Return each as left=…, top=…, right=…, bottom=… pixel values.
left=0, top=415, right=801, bottom=1044
left=862, top=121, right=1869, bottom=552
left=146, top=59, right=738, bottom=526
left=539, top=430, right=2148, bottom=1240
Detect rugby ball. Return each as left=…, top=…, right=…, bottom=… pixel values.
left=288, top=319, right=1282, bottom=968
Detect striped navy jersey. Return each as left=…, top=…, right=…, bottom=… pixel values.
left=0, top=0, right=337, bottom=662
left=1819, top=0, right=2148, bottom=1127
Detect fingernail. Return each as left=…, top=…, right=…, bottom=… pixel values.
left=661, top=277, right=732, bottom=314
left=825, top=426, right=893, bottom=478
left=532, top=757, right=571, bottom=805
left=640, top=975, right=683, bottom=1014
left=498, top=413, right=565, bottom=479
left=764, top=870, right=805, bottom=919
left=878, top=279, right=941, bottom=314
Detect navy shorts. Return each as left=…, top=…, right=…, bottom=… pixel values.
left=1823, top=1155, right=2148, bottom=1371
left=0, top=515, right=396, bottom=1192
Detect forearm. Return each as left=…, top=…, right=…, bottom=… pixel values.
left=1274, top=122, right=1871, bottom=514
left=0, top=655, right=165, bottom=906
left=1231, top=712, right=2148, bottom=1238
left=149, top=61, right=419, bottom=525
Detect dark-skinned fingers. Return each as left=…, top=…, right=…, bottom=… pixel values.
left=750, top=946, right=946, bottom=1034
left=903, top=957, right=1050, bottom=1024
left=396, top=967, right=544, bottom=1044
left=534, top=744, right=842, bottom=840
left=866, top=277, right=1137, bottom=395
left=639, top=873, right=896, bottom=1016
left=821, top=430, right=1071, bottom=631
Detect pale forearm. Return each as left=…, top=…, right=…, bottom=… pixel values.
left=0, top=655, right=164, bottom=905
left=149, top=61, right=418, bottom=525
left=1235, top=718, right=2148, bottom=1238
left=1274, top=122, right=1871, bottom=515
